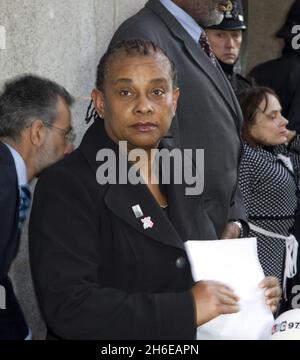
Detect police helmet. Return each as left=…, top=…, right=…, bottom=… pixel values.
left=207, top=0, right=246, bottom=30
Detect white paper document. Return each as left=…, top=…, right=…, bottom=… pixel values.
left=185, top=238, right=274, bottom=340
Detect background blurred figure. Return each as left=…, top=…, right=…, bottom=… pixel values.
left=0, top=75, right=74, bottom=339
left=250, top=0, right=300, bottom=132
left=237, top=86, right=299, bottom=310
left=206, top=0, right=253, bottom=93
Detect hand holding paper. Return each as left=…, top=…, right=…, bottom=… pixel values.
left=259, top=276, right=282, bottom=313
left=191, top=280, right=240, bottom=326
left=185, top=238, right=275, bottom=340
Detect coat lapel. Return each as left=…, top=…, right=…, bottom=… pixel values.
left=0, top=142, right=20, bottom=229
left=216, top=62, right=244, bottom=125
left=104, top=181, right=185, bottom=250
left=146, top=0, right=242, bottom=131
left=0, top=142, right=21, bottom=271
left=79, top=119, right=202, bottom=251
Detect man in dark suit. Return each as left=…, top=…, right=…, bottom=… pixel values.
left=110, top=0, right=247, bottom=240
left=0, top=75, right=74, bottom=339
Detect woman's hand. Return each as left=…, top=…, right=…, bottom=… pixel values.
left=259, top=276, right=282, bottom=313
left=191, top=281, right=240, bottom=326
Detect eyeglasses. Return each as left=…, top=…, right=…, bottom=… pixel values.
left=43, top=121, right=76, bottom=143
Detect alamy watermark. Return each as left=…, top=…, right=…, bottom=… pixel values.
left=95, top=141, right=204, bottom=196
left=0, top=285, right=6, bottom=310
left=291, top=285, right=300, bottom=309
left=292, top=25, right=300, bottom=50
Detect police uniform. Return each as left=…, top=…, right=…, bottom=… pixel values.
left=206, top=0, right=253, bottom=93
left=220, top=61, right=254, bottom=93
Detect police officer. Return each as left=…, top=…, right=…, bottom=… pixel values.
left=250, top=0, right=300, bottom=132
left=206, top=0, right=253, bottom=93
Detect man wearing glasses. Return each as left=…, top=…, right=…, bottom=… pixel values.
left=0, top=74, right=74, bottom=339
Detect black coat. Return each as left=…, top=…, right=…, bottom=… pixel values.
left=218, top=61, right=254, bottom=94
left=250, top=49, right=300, bottom=132
left=29, top=119, right=210, bottom=340
left=0, top=141, right=28, bottom=339
left=110, top=0, right=247, bottom=238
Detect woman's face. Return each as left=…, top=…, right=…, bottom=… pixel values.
left=92, top=51, right=179, bottom=152
left=249, top=94, right=289, bottom=146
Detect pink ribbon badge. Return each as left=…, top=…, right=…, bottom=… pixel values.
left=141, top=216, right=154, bottom=230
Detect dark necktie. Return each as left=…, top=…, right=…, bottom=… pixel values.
left=199, top=32, right=217, bottom=66
left=18, top=184, right=31, bottom=229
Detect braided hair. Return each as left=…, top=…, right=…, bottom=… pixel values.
left=85, top=39, right=178, bottom=124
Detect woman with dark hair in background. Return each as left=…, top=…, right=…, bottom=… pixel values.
left=237, top=86, right=300, bottom=310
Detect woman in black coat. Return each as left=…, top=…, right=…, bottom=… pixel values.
left=29, top=40, right=280, bottom=340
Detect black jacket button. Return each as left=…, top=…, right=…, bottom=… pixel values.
left=175, top=256, right=187, bottom=269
